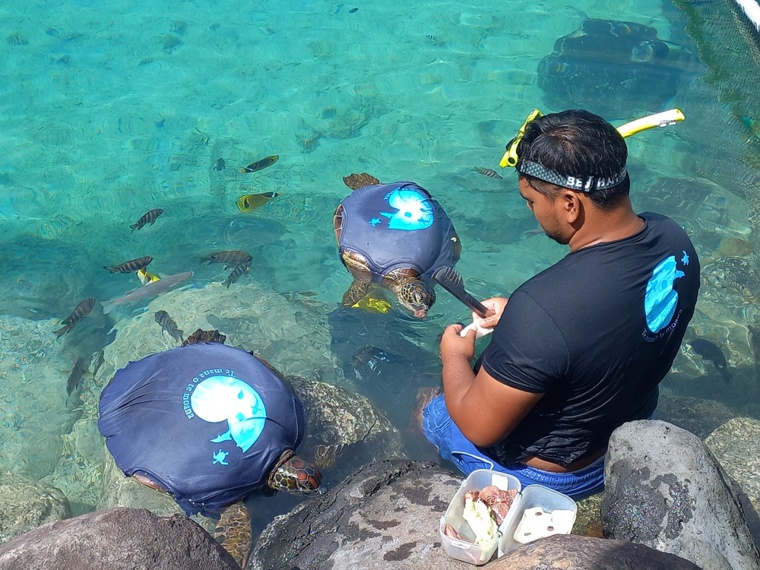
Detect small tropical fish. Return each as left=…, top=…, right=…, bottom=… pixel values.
left=214, top=157, right=226, bottom=171
left=241, top=155, right=279, bottom=173
left=155, top=310, right=184, bottom=343
left=66, top=356, right=87, bottom=396
left=101, top=271, right=193, bottom=314
left=689, top=337, right=732, bottom=383
left=236, top=192, right=279, bottom=213
left=223, top=260, right=251, bottom=288
left=473, top=167, right=503, bottom=179
left=130, top=208, right=164, bottom=232
left=201, top=250, right=252, bottom=269
left=137, top=268, right=161, bottom=285
left=104, top=256, right=153, bottom=274
left=56, top=297, right=96, bottom=337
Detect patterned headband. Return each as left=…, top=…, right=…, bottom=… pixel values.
left=517, top=160, right=627, bottom=192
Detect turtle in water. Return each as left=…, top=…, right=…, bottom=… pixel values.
left=98, top=330, right=324, bottom=568
left=537, top=16, right=699, bottom=118
left=333, top=173, right=462, bottom=318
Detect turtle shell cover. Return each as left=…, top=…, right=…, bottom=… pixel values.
left=98, top=342, right=306, bottom=515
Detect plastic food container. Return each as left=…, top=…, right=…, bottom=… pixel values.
left=497, top=484, right=577, bottom=556
left=439, top=469, right=521, bottom=565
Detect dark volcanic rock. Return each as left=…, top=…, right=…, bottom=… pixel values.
left=250, top=460, right=469, bottom=569
left=490, top=534, right=701, bottom=569
left=0, top=507, right=239, bottom=570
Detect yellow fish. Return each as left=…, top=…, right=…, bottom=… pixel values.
left=240, top=155, right=279, bottom=173
left=137, top=268, right=161, bottom=285
left=236, top=192, right=279, bottom=213
left=351, top=296, right=392, bottom=314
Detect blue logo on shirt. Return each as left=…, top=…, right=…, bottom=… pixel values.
left=189, top=375, right=267, bottom=454
left=644, top=255, right=686, bottom=333
left=375, top=188, right=434, bottom=231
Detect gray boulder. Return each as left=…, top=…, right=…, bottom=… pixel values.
left=706, top=417, right=760, bottom=520
left=250, top=460, right=471, bottom=569
left=602, top=420, right=760, bottom=570
left=0, top=507, right=238, bottom=570
left=0, top=472, right=71, bottom=545
left=489, top=534, right=700, bottom=569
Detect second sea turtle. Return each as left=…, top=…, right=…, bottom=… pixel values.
left=333, top=173, right=461, bottom=318
left=98, top=332, right=323, bottom=568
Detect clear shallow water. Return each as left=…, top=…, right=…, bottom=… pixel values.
left=2, top=0, right=760, bottom=539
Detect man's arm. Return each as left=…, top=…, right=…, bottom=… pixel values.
left=440, top=324, right=543, bottom=447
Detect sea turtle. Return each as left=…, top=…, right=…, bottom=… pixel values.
left=333, top=173, right=462, bottom=318
left=97, top=330, right=324, bottom=568
left=537, top=17, right=699, bottom=118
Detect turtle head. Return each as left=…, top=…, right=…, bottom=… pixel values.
left=267, top=449, right=324, bottom=495
left=393, top=279, right=436, bottom=318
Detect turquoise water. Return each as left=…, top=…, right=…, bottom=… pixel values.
left=2, top=0, right=760, bottom=541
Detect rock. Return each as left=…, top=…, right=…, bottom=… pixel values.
left=0, top=472, right=70, bottom=545
left=250, top=460, right=469, bottom=569
left=657, top=389, right=736, bottom=440
left=706, top=416, right=760, bottom=538
left=572, top=492, right=604, bottom=538
left=0, top=507, right=239, bottom=570
left=602, top=420, right=760, bottom=570
left=489, top=534, right=700, bottom=569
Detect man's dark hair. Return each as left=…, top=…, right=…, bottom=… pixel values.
left=516, top=109, right=630, bottom=208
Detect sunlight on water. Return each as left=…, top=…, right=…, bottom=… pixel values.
left=1, top=0, right=759, bottom=542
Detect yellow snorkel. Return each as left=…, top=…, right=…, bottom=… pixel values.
left=500, top=109, right=543, bottom=168
left=499, top=108, right=685, bottom=168
left=615, top=108, right=685, bottom=137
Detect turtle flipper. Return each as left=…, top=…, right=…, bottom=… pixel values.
left=341, top=253, right=372, bottom=307
left=213, top=501, right=252, bottom=569
left=342, top=173, right=381, bottom=190
left=342, top=276, right=371, bottom=307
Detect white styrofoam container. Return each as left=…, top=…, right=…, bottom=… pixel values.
left=439, top=470, right=521, bottom=566
left=497, top=484, right=577, bottom=556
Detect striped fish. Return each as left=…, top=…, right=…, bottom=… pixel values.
left=155, top=310, right=184, bottom=343
left=130, top=208, right=164, bottom=232
left=241, top=155, right=279, bottom=173
left=103, top=255, right=153, bottom=274
left=223, top=260, right=251, bottom=288
left=202, top=250, right=252, bottom=269
left=56, top=297, right=96, bottom=337
left=473, top=167, right=503, bottom=179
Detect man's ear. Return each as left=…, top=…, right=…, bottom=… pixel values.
left=561, top=190, right=582, bottom=223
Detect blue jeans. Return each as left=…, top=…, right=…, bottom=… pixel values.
left=422, top=394, right=604, bottom=501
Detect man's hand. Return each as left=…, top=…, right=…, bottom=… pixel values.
left=473, top=297, right=508, bottom=329
left=440, top=323, right=477, bottom=363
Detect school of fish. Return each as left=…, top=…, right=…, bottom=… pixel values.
left=54, top=154, right=284, bottom=337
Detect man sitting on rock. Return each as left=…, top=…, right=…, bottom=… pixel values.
left=422, top=109, right=700, bottom=499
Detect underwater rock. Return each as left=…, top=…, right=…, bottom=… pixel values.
left=0, top=472, right=70, bottom=546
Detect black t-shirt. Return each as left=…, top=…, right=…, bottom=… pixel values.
left=479, top=212, right=700, bottom=467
